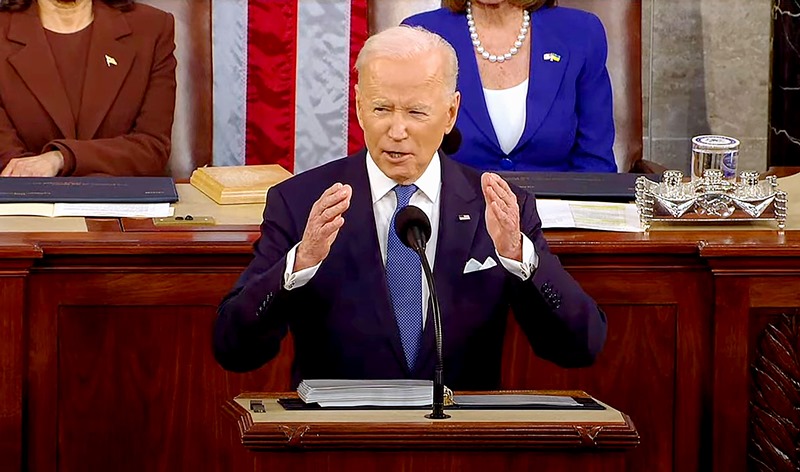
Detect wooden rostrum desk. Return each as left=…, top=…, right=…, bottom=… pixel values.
left=224, top=391, right=639, bottom=472
left=2, top=203, right=800, bottom=471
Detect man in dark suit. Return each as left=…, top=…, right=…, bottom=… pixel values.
left=214, top=25, right=606, bottom=390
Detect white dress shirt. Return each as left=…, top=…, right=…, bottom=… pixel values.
left=283, top=151, right=538, bottom=328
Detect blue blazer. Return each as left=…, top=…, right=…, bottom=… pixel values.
left=214, top=150, right=607, bottom=390
left=403, top=7, right=617, bottom=172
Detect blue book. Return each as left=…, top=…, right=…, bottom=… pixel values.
left=0, top=177, right=178, bottom=203
left=498, top=172, right=659, bottom=202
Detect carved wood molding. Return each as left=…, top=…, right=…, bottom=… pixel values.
left=224, top=398, right=639, bottom=451
left=749, top=315, right=800, bottom=471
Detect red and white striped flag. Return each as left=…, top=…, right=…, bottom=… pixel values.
left=213, top=0, right=368, bottom=173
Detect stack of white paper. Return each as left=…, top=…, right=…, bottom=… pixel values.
left=298, top=379, right=433, bottom=407
left=536, top=200, right=643, bottom=232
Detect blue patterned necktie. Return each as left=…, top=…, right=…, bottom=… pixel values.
left=385, top=184, right=423, bottom=371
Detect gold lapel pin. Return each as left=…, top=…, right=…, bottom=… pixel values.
left=105, top=54, right=118, bottom=67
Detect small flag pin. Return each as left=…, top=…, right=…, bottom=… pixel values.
left=458, top=214, right=471, bottom=221
left=105, top=55, right=118, bottom=67
left=543, top=52, right=561, bottom=62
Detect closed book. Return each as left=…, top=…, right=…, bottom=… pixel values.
left=498, top=171, right=659, bottom=202
left=0, top=177, right=178, bottom=203
left=190, top=165, right=292, bottom=205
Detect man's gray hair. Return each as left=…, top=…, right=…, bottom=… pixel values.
left=355, top=26, right=459, bottom=94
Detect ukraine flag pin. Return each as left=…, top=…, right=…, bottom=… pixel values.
left=543, top=53, right=561, bottom=62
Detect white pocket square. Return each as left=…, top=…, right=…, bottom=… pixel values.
left=463, top=256, right=497, bottom=274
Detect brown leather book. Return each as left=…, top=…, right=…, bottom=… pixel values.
left=190, top=165, right=293, bottom=205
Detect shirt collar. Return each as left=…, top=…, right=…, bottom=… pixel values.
left=365, top=150, right=441, bottom=204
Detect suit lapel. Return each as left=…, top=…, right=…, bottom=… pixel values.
left=77, top=2, right=134, bottom=139
left=415, top=155, right=482, bottom=373
left=340, top=153, right=411, bottom=373
left=7, top=6, right=75, bottom=138
left=449, top=15, right=501, bottom=153
left=515, top=10, right=570, bottom=151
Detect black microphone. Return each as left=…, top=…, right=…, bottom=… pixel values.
left=394, top=206, right=449, bottom=420
left=395, top=205, right=431, bottom=252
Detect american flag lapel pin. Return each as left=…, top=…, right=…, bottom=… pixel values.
left=458, top=214, right=471, bottom=221
left=105, top=54, right=118, bottom=67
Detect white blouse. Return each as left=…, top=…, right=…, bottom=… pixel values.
left=483, top=79, right=529, bottom=154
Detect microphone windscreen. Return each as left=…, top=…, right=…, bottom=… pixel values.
left=441, top=127, right=462, bottom=155
left=394, top=205, right=432, bottom=249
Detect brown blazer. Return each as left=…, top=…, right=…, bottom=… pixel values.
left=0, top=1, right=176, bottom=176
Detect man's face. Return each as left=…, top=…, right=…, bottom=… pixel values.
left=356, top=53, right=460, bottom=185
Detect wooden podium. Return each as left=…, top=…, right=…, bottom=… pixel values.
left=225, top=392, right=639, bottom=472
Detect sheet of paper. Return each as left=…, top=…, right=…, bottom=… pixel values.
left=536, top=200, right=576, bottom=228
left=454, top=394, right=581, bottom=407
left=537, top=199, right=643, bottom=232
left=568, top=201, right=643, bottom=232
left=52, top=203, right=174, bottom=218
left=0, top=203, right=56, bottom=217
left=0, top=216, right=87, bottom=232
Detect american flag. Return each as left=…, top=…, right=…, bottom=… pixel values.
left=212, top=0, right=368, bottom=173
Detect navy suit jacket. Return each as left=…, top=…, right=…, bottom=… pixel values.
left=403, top=7, right=617, bottom=173
left=213, top=151, right=607, bottom=390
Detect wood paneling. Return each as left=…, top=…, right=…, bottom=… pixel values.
left=25, top=270, right=292, bottom=472
left=56, top=306, right=250, bottom=472
left=748, top=314, right=800, bottom=471
left=504, top=305, right=677, bottom=472
left=2, top=229, right=800, bottom=471
left=707, top=252, right=800, bottom=472
left=252, top=450, right=631, bottom=472
left=0, top=278, right=27, bottom=472
left=0, top=247, right=37, bottom=472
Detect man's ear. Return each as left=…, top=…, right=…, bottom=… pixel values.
left=354, top=84, right=365, bottom=130
left=445, top=91, right=461, bottom=134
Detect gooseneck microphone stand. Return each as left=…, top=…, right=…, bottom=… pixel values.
left=412, top=237, right=449, bottom=420
left=399, top=212, right=450, bottom=420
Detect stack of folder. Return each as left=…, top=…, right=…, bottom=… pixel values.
left=0, top=177, right=178, bottom=218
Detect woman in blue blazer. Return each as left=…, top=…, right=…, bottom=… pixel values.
left=403, top=0, right=617, bottom=172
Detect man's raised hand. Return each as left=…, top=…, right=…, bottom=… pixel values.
left=294, top=182, right=352, bottom=272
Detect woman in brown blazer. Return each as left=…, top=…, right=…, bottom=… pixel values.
left=0, top=0, right=176, bottom=176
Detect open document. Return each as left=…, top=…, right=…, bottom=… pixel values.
left=537, top=200, right=643, bottom=232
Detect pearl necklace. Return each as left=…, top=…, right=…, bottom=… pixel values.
left=466, top=1, right=530, bottom=63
